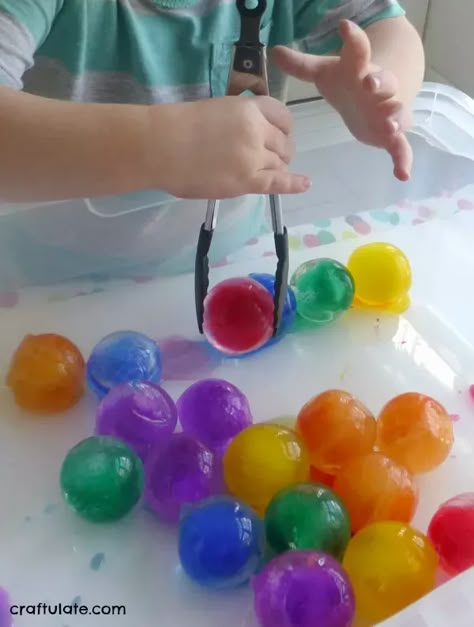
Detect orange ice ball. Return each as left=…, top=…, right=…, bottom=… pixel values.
left=309, top=466, right=335, bottom=489
left=7, top=334, right=85, bottom=413
left=333, top=452, right=418, bottom=533
left=296, top=389, right=376, bottom=474
left=376, top=393, right=454, bottom=475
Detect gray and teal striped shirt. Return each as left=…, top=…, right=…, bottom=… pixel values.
left=0, top=0, right=404, bottom=289
left=0, top=0, right=404, bottom=103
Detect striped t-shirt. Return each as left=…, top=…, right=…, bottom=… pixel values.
left=0, top=0, right=404, bottom=102
left=0, top=0, right=404, bottom=288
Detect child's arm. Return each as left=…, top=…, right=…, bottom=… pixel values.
left=0, top=0, right=307, bottom=203
left=364, top=16, right=425, bottom=105
left=0, top=86, right=150, bottom=201
left=273, top=16, right=424, bottom=182
left=0, top=87, right=309, bottom=202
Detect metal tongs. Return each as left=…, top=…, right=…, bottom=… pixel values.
left=194, top=0, right=289, bottom=337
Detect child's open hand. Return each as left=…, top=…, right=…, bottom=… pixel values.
left=151, top=96, right=310, bottom=199
left=272, top=20, right=413, bottom=181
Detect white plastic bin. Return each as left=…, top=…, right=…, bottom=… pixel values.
left=1, top=82, right=473, bottom=290
left=284, top=83, right=474, bottom=225
left=2, top=84, right=474, bottom=627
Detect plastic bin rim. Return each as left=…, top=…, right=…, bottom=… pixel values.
left=1, top=82, right=473, bottom=220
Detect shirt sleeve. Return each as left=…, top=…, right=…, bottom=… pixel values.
left=269, top=0, right=405, bottom=54
left=0, top=0, right=63, bottom=88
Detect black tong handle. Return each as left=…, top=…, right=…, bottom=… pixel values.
left=195, top=224, right=214, bottom=333
left=273, top=228, right=289, bottom=336
left=195, top=226, right=289, bottom=337
left=236, top=0, right=267, bottom=46
left=232, top=1, right=268, bottom=100
left=236, top=0, right=267, bottom=19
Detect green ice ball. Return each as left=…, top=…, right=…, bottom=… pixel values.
left=290, top=259, right=355, bottom=325
left=60, top=436, right=144, bottom=523
left=264, top=482, right=351, bottom=561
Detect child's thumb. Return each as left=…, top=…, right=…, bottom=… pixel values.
left=271, top=46, right=327, bottom=83
left=339, top=20, right=371, bottom=76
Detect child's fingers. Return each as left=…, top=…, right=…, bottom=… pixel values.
left=379, top=100, right=413, bottom=134
left=257, top=95, right=294, bottom=135
left=364, top=70, right=398, bottom=101
left=339, top=20, right=371, bottom=78
left=263, top=150, right=288, bottom=171
left=254, top=170, right=311, bottom=195
left=265, top=129, right=295, bottom=165
left=388, top=134, right=413, bottom=181
left=271, top=46, right=332, bottom=83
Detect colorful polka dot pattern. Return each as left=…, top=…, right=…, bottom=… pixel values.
left=2, top=185, right=474, bottom=309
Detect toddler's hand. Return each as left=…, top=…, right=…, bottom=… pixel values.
left=151, top=96, right=310, bottom=199
left=272, top=20, right=413, bottom=181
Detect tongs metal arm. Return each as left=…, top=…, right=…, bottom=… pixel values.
left=195, top=0, right=289, bottom=337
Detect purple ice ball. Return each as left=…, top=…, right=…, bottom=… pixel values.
left=145, top=433, right=218, bottom=523
left=95, top=381, right=177, bottom=463
left=177, top=379, right=252, bottom=456
left=253, top=551, right=355, bottom=627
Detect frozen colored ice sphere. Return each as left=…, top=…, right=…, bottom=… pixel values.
left=6, top=333, right=85, bottom=414
left=309, top=466, right=335, bottom=488
left=96, top=381, right=177, bottom=462
left=265, top=483, right=350, bottom=561
left=177, top=379, right=252, bottom=456
left=249, top=272, right=296, bottom=339
left=428, top=493, right=474, bottom=576
left=0, top=587, right=12, bottom=627
left=290, top=259, right=354, bottom=325
left=202, top=277, right=274, bottom=355
left=347, top=242, right=412, bottom=312
left=296, top=390, right=376, bottom=474
left=223, top=424, right=310, bottom=516
left=178, top=496, right=264, bottom=589
left=253, top=550, right=355, bottom=627
left=145, top=433, right=217, bottom=523
left=343, top=522, right=437, bottom=624
left=86, top=331, right=161, bottom=398
left=60, top=436, right=144, bottom=522
left=377, top=392, right=454, bottom=474
left=333, top=452, right=418, bottom=533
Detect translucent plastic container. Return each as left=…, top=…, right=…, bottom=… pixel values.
left=2, top=83, right=474, bottom=627
left=0, top=192, right=267, bottom=290
left=2, top=208, right=474, bottom=627
left=1, top=82, right=473, bottom=290
left=285, top=82, right=474, bottom=225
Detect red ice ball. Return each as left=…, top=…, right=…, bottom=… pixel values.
left=203, top=278, right=274, bottom=355
left=428, top=492, right=474, bottom=576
